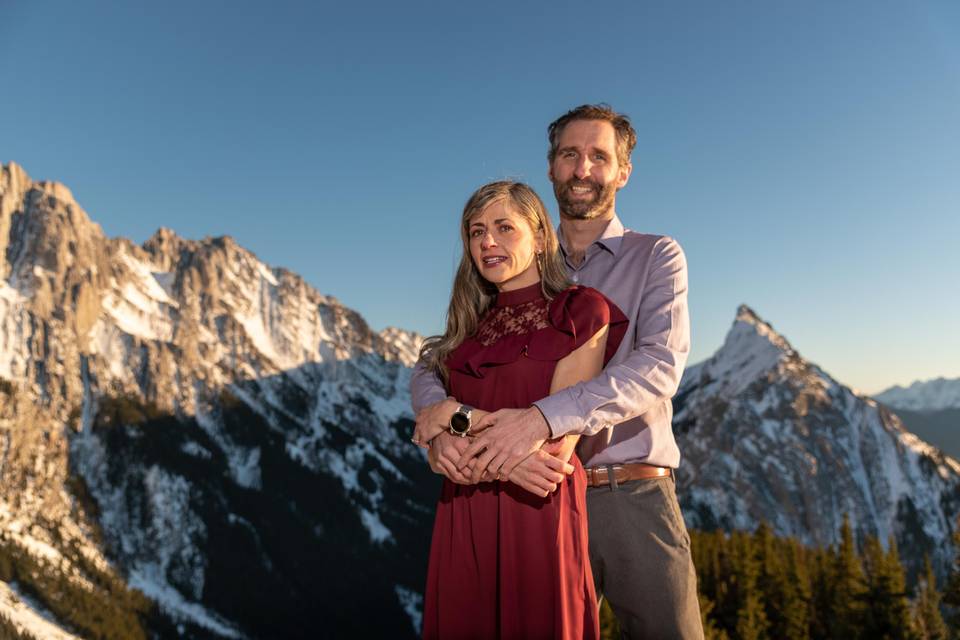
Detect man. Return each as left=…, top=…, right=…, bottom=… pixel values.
left=411, top=104, right=703, bottom=639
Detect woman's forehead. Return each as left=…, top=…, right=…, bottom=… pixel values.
left=470, top=199, right=520, bottom=223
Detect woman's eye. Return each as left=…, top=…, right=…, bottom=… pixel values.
left=470, top=229, right=483, bottom=237
left=499, top=225, right=513, bottom=233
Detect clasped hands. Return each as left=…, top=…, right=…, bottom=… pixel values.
left=412, top=398, right=575, bottom=498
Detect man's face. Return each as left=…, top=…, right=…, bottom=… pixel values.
left=548, top=119, right=632, bottom=220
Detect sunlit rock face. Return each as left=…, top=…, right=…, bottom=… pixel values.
left=674, top=305, right=960, bottom=576
left=0, top=161, right=433, bottom=638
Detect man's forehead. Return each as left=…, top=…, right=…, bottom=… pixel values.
left=557, top=120, right=617, bottom=148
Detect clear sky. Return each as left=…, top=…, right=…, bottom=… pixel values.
left=2, top=1, right=958, bottom=394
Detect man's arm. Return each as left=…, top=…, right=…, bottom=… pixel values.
left=410, top=359, right=448, bottom=415
left=534, top=237, right=690, bottom=437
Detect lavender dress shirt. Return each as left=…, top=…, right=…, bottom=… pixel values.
left=410, top=214, right=690, bottom=469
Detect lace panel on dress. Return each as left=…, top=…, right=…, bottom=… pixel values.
left=475, top=298, right=550, bottom=347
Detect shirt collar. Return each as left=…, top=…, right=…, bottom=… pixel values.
left=558, top=214, right=625, bottom=257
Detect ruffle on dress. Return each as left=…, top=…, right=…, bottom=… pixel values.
left=446, top=286, right=628, bottom=379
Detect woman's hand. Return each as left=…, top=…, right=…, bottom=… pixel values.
left=428, top=431, right=475, bottom=484
left=412, top=397, right=460, bottom=448
left=506, top=450, right=575, bottom=498
left=541, top=434, right=579, bottom=463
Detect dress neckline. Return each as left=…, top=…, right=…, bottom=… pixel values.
left=494, top=282, right=545, bottom=308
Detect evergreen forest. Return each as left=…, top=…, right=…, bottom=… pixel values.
left=2, top=518, right=960, bottom=638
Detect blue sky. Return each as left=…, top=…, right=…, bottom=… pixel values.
left=1, top=1, right=958, bottom=393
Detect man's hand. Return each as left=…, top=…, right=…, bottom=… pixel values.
left=457, top=407, right=552, bottom=483
left=506, top=450, right=575, bottom=497
left=412, top=397, right=459, bottom=449
left=428, top=431, right=474, bottom=485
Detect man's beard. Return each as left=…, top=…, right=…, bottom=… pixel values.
left=553, top=178, right=617, bottom=220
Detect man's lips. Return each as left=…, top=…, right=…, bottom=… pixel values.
left=566, top=182, right=598, bottom=198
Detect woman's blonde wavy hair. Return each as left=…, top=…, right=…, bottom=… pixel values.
left=420, top=180, right=570, bottom=381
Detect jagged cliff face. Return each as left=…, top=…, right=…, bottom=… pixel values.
left=674, top=306, right=960, bottom=575
left=0, top=162, right=433, bottom=638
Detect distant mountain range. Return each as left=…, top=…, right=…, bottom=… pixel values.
left=875, top=377, right=960, bottom=460
left=876, top=377, right=960, bottom=412
left=0, top=161, right=957, bottom=638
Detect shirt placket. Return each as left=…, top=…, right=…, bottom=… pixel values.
left=567, top=243, right=602, bottom=284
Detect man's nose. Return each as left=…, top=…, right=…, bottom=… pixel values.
left=574, top=157, right=592, bottom=178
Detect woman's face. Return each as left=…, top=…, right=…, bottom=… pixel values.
left=468, top=199, right=543, bottom=291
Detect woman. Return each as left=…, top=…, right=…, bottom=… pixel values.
left=416, top=181, right=627, bottom=639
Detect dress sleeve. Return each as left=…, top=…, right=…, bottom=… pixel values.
left=527, top=286, right=628, bottom=365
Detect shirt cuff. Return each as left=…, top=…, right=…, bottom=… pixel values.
left=533, top=389, right=582, bottom=438
left=413, top=386, right=449, bottom=415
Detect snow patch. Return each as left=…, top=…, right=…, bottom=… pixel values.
left=0, top=580, right=81, bottom=640
left=128, top=566, right=242, bottom=639
left=359, top=508, right=393, bottom=545
left=395, top=585, right=423, bottom=634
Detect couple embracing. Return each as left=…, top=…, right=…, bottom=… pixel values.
left=411, top=104, right=704, bottom=640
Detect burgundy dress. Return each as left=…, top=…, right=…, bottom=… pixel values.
left=422, top=283, right=628, bottom=640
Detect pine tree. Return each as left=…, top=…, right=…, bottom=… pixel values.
left=731, top=531, right=770, bottom=640
left=827, top=514, right=866, bottom=640
left=942, top=519, right=960, bottom=637
left=753, top=522, right=797, bottom=639
left=599, top=598, right=621, bottom=640
left=912, top=555, right=949, bottom=640
left=781, top=538, right=813, bottom=640
left=861, top=535, right=915, bottom=640
left=699, top=592, right=731, bottom=640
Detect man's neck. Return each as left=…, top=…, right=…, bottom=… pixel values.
left=559, top=211, right=615, bottom=267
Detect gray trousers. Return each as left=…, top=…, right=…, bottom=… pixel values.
left=586, top=474, right=704, bottom=640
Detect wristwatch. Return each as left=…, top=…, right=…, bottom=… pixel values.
left=449, top=405, right=474, bottom=437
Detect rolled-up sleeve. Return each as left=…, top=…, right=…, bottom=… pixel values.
left=534, top=237, right=690, bottom=437
left=410, top=359, right=448, bottom=414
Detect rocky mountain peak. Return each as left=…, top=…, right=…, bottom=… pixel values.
left=685, top=305, right=797, bottom=399
left=676, top=306, right=960, bottom=577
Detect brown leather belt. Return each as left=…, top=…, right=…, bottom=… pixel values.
left=585, top=463, right=672, bottom=487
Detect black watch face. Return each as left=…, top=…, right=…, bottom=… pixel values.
left=450, top=412, right=469, bottom=434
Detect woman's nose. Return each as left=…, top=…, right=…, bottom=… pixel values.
left=481, top=232, right=497, bottom=249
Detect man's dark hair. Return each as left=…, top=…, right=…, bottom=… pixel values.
left=547, top=103, right=637, bottom=166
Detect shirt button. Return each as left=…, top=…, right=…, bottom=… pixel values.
left=571, top=274, right=579, bottom=282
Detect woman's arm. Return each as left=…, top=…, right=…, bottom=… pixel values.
left=507, top=325, right=608, bottom=495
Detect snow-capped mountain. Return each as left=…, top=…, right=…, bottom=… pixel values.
left=0, top=161, right=435, bottom=638
left=674, top=306, right=960, bottom=575
left=876, top=377, right=960, bottom=412
left=2, top=160, right=958, bottom=637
